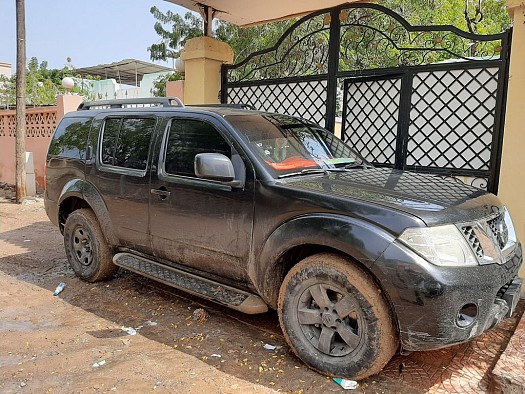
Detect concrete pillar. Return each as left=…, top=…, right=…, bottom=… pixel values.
left=500, top=1, right=525, bottom=287
left=25, top=152, right=36, bottom=196
left=180, top=36, right=234, bottom=105
left=56, top=95, right=84, bottom=120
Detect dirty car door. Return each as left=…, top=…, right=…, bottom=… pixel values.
left=148, top=115, right=255, bottom=284
left=85, top=115, right=156, bottom=252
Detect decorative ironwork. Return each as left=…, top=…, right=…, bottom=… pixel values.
left=225, top=12, right=330, bottom=83
left=338, top=5, right=504, bottom=71
left=435, top=175, right=488, bottom=190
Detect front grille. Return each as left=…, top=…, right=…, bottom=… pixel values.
left=461, top=225, right=484, bottom=258
left=487, top=214, right=508, bottom=249
left=496, top=279, right=512, bottom=299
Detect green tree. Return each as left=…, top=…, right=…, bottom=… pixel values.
left=379, top=0, right=510, bottom=34
left=147, top=6, right=203, bottom=63
left=151, top=72, right=183, bottom=97
left=215, top=20, right=295, bottom=63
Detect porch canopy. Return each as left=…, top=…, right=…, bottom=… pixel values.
left=164, top=0, right=362, bottom=26
left=75, top=59, right=173, bottom=86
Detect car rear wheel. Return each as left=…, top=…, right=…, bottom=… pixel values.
left=63, top=209, right=118, bottom=282
left=278, top=253, right=398, bottom=380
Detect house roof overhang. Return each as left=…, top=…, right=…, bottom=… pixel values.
left=164, top=0, right=361, bottom=26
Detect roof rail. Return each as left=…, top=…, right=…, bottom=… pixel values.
left=188, top=103, right=257, bottom=110
left=77, top=97, right=184, bottom=110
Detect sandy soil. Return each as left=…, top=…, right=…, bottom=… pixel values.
left=0, top=185, right=406, bottom=394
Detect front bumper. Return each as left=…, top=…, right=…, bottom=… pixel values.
left=372, top=240, right=523, bottom=352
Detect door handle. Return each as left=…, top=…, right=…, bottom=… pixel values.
left=150, top=187, right=171, bottom=199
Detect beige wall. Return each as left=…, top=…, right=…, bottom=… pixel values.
left=0, top=95, right=83, bottom=191
left=500, top=1, right=525, bottom=285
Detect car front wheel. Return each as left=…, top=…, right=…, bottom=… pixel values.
left=278, top=253, right=398, bottom=380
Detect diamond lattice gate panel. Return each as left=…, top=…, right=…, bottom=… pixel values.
left=407, top=67, right=499, bottom=174
left=341, top=63, right=504, bottom=191
left=342, top=76, right=402, bottom=166
left=226, top=79, right=328, bottom=127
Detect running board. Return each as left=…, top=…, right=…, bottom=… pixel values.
left=113, top=252, right=268, bottom=314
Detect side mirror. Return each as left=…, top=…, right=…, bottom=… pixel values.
left=194, top=153, right=243, bottom=188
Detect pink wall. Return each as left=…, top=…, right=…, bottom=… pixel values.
left=0, top=95, right=83, bottom=192
left=166, top=80, right=184, bottom=102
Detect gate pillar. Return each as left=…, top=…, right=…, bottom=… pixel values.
left=500, top=0, right=525, bottom=287
left=180, top=36, right=234, bottom=105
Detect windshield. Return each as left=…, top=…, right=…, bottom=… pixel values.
left=225, top=113, right=368, bottom=177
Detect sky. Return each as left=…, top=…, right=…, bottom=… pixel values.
left=0, top=0, right=189, bottom=72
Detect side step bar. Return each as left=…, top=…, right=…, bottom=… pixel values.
left=113, top=253, right=268, bottom=314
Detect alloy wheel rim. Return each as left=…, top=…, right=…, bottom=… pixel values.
left=297, top=283, right=362, bottom=357
left=72, top=226, right=93, bottom=266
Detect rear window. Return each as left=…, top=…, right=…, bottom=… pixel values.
left=48, top=117, right=92, bottom=159
left=100, top=117, right=156, bottom=170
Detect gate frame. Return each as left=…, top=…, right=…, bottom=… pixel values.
left=221, top=3, right=512, bottom=194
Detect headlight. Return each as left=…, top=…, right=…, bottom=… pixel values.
left=398, top=224, right=478, bottom=267
left=503, top=207, right=517, bottom=246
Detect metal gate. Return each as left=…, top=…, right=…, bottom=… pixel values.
left=221, top=4, right=511, bottom=193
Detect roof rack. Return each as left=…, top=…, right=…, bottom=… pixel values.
left=77, top=97, right=184, bottom=110
left=188, top=103, right=256, bottom=110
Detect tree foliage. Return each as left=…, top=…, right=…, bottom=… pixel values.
left=0, top=57, right=97, bottom=107
left=147, top=7, right=203, bottom=61
left=151, top=72, right=184, bottom=97
left=380, top=0, right=511, bottom=35
left=215, top=20, right=296, bottom=63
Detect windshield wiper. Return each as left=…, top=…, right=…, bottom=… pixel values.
left=278, top=168, right=349, bottom=179
left=278, top=168, right=329, bottom=179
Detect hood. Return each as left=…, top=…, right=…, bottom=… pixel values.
left=280, top=168, right=502, bottom=226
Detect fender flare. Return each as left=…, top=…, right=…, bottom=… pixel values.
left=58, top=179, right=118, bottom=246
left=251, top=214, right=397, bottom=308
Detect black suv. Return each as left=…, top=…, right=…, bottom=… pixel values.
left=44, top=98, right=522, bottom=380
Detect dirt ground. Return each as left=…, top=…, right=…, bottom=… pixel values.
left=0, top=185, right=411, bottom=394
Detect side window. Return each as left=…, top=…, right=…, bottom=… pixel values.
left=101, top=118, right=121, bottom=165
left=165, top=119, right=231, bottom=177
left=48, top=117, right=92, bottom=158
left=101, top=117, right=156, bottom=170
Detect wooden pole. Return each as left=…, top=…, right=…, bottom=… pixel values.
left=15, top=0, right=26, bottom=203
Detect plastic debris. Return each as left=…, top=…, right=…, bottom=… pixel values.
left=263, top=344, right=282, bottom=350
left=145, top=320, right=158, bottom=326
left=192, top=308, right=209, bottom=322
left=121, top=326, right=137, bottom=336
left=210, top=354, right=222, bottom=358
left=92, top=360, right=106, bottom=367
left=53, top=283, right=66, bottom=296
left=333, top=378, right=358, bottom=390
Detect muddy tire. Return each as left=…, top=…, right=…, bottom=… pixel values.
left=63, top=209, right=118, bottom=282
left=278, top=253, right=398, bottom=380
